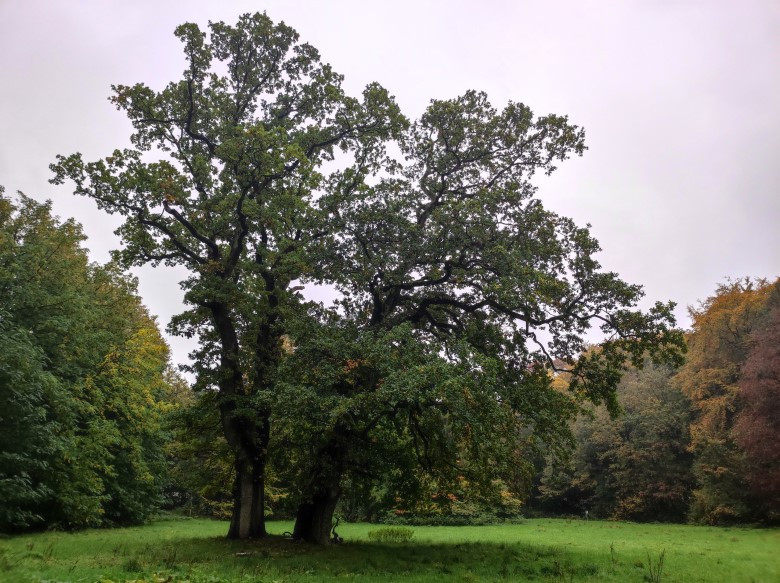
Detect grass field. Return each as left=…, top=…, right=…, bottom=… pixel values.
left=1, top=517, right=777, bottom=582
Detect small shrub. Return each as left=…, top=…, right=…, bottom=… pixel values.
left=380, top=511, right=524, bottom=526
left=367, top=526, right=415, bottom=543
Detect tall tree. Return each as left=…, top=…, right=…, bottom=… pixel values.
left=274, top=91, right=684, bottom=542
left=51, top=13, right=405, bottom=538
left=676, top=278, right=779, bottom=524
left=733, top=305, right=780, bottom=522
left=0, top=191, right=173, bottom=531
left=0, top=311, right=62, bottom=532
left=52, top=15, right=682, bottom=542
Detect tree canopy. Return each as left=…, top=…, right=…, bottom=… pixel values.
left=676, top=278, right=779, bottom=523
left=272, top=89, right=684, bottom=541
left=51, top=12, right=684, bottom=542
left=0, top=190, right=174, bottom=532
left=52, top=12, right=405, bottom=539
left=734, top=304, right=780, bottom=521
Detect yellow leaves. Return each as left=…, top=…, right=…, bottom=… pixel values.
left=343, top=358, right=364, bottom=373
left=280, top=334, right=295, bottom=355
left=679, top=279, right=779, bottom=449
left=550, top=372, right=571, bottom=393
left=160, top=174, right=180, bottom=205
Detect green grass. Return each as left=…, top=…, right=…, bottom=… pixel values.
left=0, top=517, right=777, bottom=582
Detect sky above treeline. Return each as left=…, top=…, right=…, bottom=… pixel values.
left=1, top=0, right=778, bottom=370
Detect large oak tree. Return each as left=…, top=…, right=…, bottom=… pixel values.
left=52, top=13, right=404, bottom=539
left=53, top=14, right=683, bottom=542
left=274, top=91, right=684, bottom=542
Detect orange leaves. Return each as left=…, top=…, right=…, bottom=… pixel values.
left=343, top=358, right=363, bottom=373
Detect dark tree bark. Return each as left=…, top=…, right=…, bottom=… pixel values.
left=221, top=404, right=269, bottom=539
left=226, top=448, right=267, bottom=539
left=292, top=434, right=348, bottom=544
left=213, top=303, right=274, bottom=539
left=292, top=484, right=342, bottom=544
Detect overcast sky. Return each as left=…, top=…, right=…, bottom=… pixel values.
left=1, top=0, right=778, bottom=369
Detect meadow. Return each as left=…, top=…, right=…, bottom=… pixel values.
left=1, top=517, right=777, bottom=582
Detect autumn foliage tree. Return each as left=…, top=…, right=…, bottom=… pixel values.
left=733, top=305, right=780, bottom=522
left=676, top=278, right=779, bottom=524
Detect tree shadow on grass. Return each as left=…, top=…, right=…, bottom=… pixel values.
left=132, top=535, right=605, bottom=581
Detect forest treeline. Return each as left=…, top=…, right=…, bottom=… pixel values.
left=0, top=191, right=182, bottom=530
left=1, top=190, right=776, bottom=532
left=530, top=274, right=779, bottom=524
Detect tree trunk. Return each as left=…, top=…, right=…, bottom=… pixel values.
left=222, top=408, right=269, bottom=540
left=227, top=451, right=267, bottom=539
left=292, top=425, right=350, bottom=544
left=210, top=300, right=278, bottom=540
left=292, top=484, right=342, bottom=544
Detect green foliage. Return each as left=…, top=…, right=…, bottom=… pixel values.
left=0, top=190, right=176, bottom=531
left=645, top=549, right=666, bottom=583
left=381, top=511, right=524, bottom=527
left=51, top=12, right=408, bottom=537
left=532, top=362, right=695, bottom=521
left=374, top=474, right=525, bottom=526
left=49, top=12, right=684, bottom=539
left=0, top=312, right=62, bottom=531
left=271, top=87, right=683, bottom=529
left=163, top=391, right=235, bottom=518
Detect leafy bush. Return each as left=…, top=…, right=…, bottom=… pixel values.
left=380, top=511, right=524, bottom=526
left=367, top=526, right=415, bottom=543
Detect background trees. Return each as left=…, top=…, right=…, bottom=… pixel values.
left=0, top=310, right=61, bottom=531
left=733, top=306, right=780, bottom=521
left=532, top=363, right=694, bottom=521
left=676, top=279, right=779, bottom=524
left=2, top=194, right=776, bottom=534
left=0, top=190, right=174, bottom=532
left=530, top=279, right=780, bottom=525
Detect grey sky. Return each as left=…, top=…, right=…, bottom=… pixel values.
left=1, top=0, right=778, bottom=370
